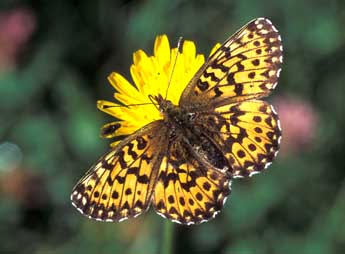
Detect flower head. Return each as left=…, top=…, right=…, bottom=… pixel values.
left=0, top=8, right=36, bottom=71
left=273, top=95, right=318, bottom=155
left=98, top=35, right=219, bottom=146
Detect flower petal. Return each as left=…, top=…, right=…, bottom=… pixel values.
left=133, top=49, right=149, bottom=66
left=108, top=72, right=140, bottom=102
left=132, top=50, right=156, bottom=93
left=209, top=42, right=221, bottom=56
left=97, top=100, right=124, bottom=119
left=154, top=35, right=171, bottom=69
left=182, top=40, right=196, bottom=68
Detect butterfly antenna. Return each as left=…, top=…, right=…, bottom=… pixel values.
left=148, top=95, right=160, bottom=111
left=100, top=102, right=157, bottom=109
left=164, top=37, right=184, bottom=100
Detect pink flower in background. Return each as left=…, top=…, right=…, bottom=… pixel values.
left=0, top=168, right=48, bottom=209
left=0, top=8, right=36, bottom=70
left=274, top=96, right=318, bottom=156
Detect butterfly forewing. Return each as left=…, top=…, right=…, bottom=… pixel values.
left=71, top=121, right=167, bottom=222
left=179, top=18, right=283, bottom=109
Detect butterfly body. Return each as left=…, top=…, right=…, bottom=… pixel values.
left=155, top=94, right=193, bottom=126
left=155, top=94, right=231, bottom=174
left=71, top=18, right=283, bottom=225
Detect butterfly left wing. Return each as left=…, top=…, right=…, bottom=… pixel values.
left=179, top=18, right=282, bottom=109
left=71, top=120, right=167, bottom=222
left=153, top=136, right=231, bottom=225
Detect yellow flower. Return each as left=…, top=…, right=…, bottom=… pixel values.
left=97, top=35, right=220, bottom=147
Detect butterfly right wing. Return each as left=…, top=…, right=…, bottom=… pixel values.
left=71, top=120, right=168, bottom=222
left=179, top=18, right=283, bottom=109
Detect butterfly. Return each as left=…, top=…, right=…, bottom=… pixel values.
left=71, top=17, right=283, bottom=225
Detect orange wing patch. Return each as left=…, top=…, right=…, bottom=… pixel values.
left=180, top=18, right=283, bottom=108
left=153, top=138, right=231, bottom=225
left=71, top=121, right=166, bottom=222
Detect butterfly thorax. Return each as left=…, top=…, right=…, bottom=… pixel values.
left=153, top=94, right=230, bottom=171
left=154, top=94, right=195, bottom=127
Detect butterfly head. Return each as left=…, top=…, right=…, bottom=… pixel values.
left=151, top=94, right=173, bottom=113
left=150, top=94, right=196, bottom=127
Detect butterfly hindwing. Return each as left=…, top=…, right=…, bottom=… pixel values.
left=153, top=136, right=231, bottom=224
left=71, top=121, right=167, bottom=222
left=196, top=100, right=281, bottom=177
left=179, top=18, right=283, bottom=108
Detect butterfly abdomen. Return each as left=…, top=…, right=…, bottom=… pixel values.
left=192, top=133, right=230, bottom=172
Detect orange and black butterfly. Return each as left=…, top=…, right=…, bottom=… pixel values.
left=71, top=18, right=283, bottom=225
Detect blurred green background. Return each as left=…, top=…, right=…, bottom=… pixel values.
left=0, top=0, right=344, bottom=253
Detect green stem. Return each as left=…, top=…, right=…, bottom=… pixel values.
left=161, top=220, right=174, bottom=254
